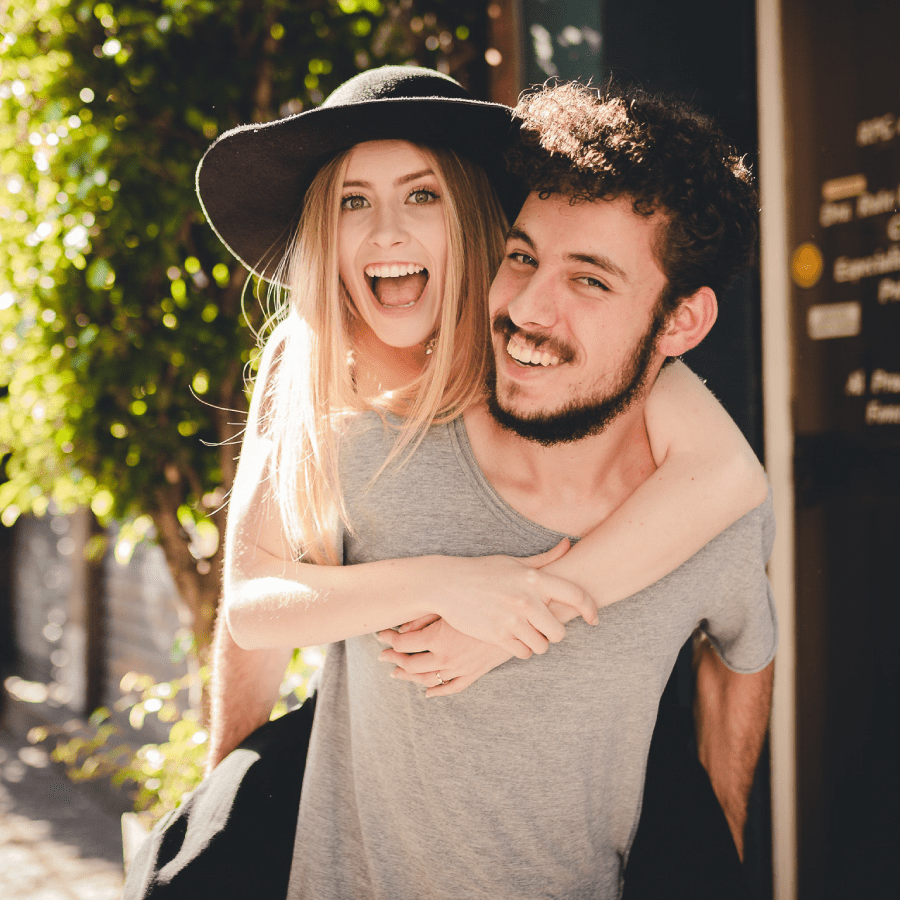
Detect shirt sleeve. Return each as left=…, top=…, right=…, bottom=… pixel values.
left=699, top=490, right=779, bottom=674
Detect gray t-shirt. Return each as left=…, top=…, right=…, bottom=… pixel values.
left=288, top=413, right=777, bottom=900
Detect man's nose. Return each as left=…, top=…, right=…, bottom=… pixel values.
left=507, top=272, right=558, bottom=331
left=369, top=204, right=408, bottom=248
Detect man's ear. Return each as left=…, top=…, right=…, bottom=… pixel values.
left=656, top=287, right=718, bottom=357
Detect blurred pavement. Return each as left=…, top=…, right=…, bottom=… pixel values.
left=0, top=725, right=124, bottom=899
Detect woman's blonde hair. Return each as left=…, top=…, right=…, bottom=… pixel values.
left=260, top=142, right=508, bottom=564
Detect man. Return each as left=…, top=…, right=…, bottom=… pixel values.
left=216, top=82, right=775, bottom=898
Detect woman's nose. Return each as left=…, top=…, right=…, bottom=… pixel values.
left=369, top=204, right=408, bottom=248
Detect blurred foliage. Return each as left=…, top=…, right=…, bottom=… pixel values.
left=0, top=0, right=489, bottom=662
left=37, top=645, right=324, bottom=823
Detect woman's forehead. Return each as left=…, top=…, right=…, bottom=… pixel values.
left=343, top=140, right=432, bottom=180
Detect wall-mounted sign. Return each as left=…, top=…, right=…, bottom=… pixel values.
left=788, top=50, right=900, bottom=438
left=792, top=242, right=824, bottom=288
left=807, top=301, right=861, bottom=340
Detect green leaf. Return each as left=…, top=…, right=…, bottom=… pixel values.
left=85, top=258, right=112, bottom=290
left=0, top=2, right=483, bottom=823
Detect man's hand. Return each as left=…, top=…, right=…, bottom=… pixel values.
left=376, top=617, right=513, bottom=697
left=693, top=634, right=775, bottom=860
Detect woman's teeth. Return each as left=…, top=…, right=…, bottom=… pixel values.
left=365, top=263, right=425, bottom=279
left=506, top=338, right=560, bottom=367
left=365, top=263, right=428, bottom=308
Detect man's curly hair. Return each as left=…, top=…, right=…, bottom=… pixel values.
left=506, top=82, right=759, bottom=312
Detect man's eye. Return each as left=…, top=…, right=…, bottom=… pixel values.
left=340, top=195, right=368, bottom=211
left=508, top=251, right=536, bottom=267
left=578, top=276, right=610, bottom=291
left=409, top=189, right=439, bottom=204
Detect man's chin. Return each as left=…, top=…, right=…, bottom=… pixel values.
left=485, top=389, right=606, bottom=447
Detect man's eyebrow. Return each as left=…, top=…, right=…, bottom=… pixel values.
left=508, top=226, right=630, bottom=283
left=569, top=252, right=629, bottom=284
left=506, top=225, right=535, bottom=249
left=342, top=169, right=436, bottom=190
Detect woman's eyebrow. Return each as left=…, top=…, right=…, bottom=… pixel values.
left=342, top=168, right=436, bottom=191
left=396, top=168, right=436, bottom=186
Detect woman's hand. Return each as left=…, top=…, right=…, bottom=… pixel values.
left=421, top=540, right=597, bottom=659
left=376, top=541, right=587, bottom=694
left=377, top=617, right=513, bottom=697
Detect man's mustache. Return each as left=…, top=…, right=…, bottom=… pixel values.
left=491, top=312, right=576, bottom=364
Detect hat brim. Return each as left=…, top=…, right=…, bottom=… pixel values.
left=196, top=97, right=525, bottom=284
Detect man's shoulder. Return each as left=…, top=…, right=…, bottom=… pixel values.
left=632, top=488, right=773, bottom=605
left=671, top=485, right=775, bottom=593
left=714, top=485, right=775, bottom=560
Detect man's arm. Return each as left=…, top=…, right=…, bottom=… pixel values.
left=693, top=633, right=775, bottom=860
left=205, top=607, right=292, bottom=774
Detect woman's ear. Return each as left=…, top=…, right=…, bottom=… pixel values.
left=656, top=287, right=718, bottom=357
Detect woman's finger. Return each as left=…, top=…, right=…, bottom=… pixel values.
left=375, top=629, right=397, bottom=646
left=425, top=674, right=475, bottom=698
left=519, top=603, right=566, bottom=646
left=398, top=614, right=441, bottom=633
left=520, top=538, right=571, bottom=569
left=387, top=628, right=435, bottom=654
left=390, top=666, right=446, bottom=686
left=380, top=647, right=437, bottom=674
left=539, top=572, right=599, bottom=625
left=502, top=635, right=535, bottom=660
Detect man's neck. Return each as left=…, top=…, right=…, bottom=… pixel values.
left=463, top=401, right=657, bottom=537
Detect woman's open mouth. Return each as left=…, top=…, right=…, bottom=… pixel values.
left=365, top=263, right=429, bottom=309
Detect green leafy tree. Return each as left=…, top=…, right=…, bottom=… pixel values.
left=0, top=0, right=487, bottom=675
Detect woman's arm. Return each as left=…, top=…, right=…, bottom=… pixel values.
left=541, top=360, right=767, bottom=610
left=224, top=330, right=597, bottom=660
left=381, top=362, right=768, bottom=695
left=227, top=485, right=594, bottom=659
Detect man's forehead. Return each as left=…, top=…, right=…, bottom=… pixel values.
left=516, top=190, right=660, bottom=222
left=511, top=192, right=665, bottom=268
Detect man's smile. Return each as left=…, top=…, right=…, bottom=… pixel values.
left=493, top=312, right=573, bottom=369
left=506, top=336, right=560, bottom=367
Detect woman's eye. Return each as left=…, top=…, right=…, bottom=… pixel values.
left=340, top=195, right=368, bottom=211
left=408, top=189, right=439, bottom=204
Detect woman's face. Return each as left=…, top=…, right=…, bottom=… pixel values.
left=338, top=140, right=448, bottom=350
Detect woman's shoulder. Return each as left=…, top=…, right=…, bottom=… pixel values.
left=246, top=320, right=292, bottom=427
left=258, top=317, right=294, bottom=369
left=339, top=412, right=460, bottom=483
left=336, top=408, right=396, bottom=447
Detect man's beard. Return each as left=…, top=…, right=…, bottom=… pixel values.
left=485, top=304, right=669, bottom=447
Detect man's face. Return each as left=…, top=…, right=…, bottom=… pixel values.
left=486, top=193, right=670, bottom=445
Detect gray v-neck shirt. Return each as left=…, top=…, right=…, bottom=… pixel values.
left=288, top=413, right=777, bottom=899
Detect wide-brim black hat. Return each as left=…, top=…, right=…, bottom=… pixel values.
left=196, top=65, right=525, bottom=284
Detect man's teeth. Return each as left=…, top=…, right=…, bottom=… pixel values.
left=364, top=263, right=425, bottom=279
left=506, top=338, right=560, bottom=367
